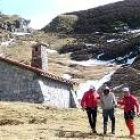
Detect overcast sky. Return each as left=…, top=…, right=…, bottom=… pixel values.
left=0, top=0, right=123, bottom=29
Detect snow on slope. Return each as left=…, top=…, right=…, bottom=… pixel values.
left=70, top=59, right=115, bottom=66
left=76, top=71, right=115, bottom=99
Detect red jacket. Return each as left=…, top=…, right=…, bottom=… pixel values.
left=118, top=94, right=139, bottom=113
left=81, top=90, right=100, bottom=109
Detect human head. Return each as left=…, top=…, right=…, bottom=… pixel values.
left=89, top=85, right=96, bottom=91
left=122, top=87, right=130, bottom=96
left=103, top=86, right=110, bottom=95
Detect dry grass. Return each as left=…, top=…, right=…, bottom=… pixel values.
left=1, top=42, right=32, bottom=65
left=23, top=31, right=76, bottom=50
left=0, top=102, right=140, bottom=140
left=1, top=40, right=117, bottom=84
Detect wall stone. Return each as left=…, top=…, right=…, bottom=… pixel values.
left=0, top=61, right=74, bottom=108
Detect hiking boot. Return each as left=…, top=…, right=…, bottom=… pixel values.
left=90, top=130, right=97, bottom=135
left=112, top=131, right=115, bottom=135
left=129, top=135, right=136, bottom=139
left=104, top=131, right=107, bottom=135
left=92, top=130, right=97, bottom=134
left=111, top=131, right=115, bottom=134
left=103, top=126, right=107, bottom=135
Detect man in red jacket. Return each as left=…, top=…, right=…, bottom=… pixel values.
left=81, top=85, right=100, bottom=133
left=118, top=87, right=139, bottom=138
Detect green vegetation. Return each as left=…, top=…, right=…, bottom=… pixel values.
left=43, top=14, right=78, bottom=33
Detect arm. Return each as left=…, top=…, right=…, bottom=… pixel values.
left=99, top=94, right=104, bottom=108
left=112, top=93, right=117, bottom=107
left=81, top=93, right=86, bottom=108
left=133, top=97, right=139, bottom=114
left=100, top=99, right=104, bottom=108
left=96, top=92, right=100, bottom=104
left=117, top=98, right=124, bottom=106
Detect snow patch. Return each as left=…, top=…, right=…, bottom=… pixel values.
left=97, top=53, right=104, bottom=59
left=116, top=56, right=137, bottom=65
left=113, top=84, right=124, bottom=90
left=76, top=71, right=115, bottom=99
left=70, top=54, right=136, bottom=67
left=62, top=74, right=72, bottom=80
left=12, top=32, right=31, bottom=36
left=107, top=39, right=116, bottom=43
left=126, top=57, right=137, bottom=65
left=85, top=43, right=96, bottom=47
left=46, top=48, right=57, bottom=54
left=107, top=39, right=124, bottom=43
left=70, top=59, right=115, bottom=67
left=129, top=29, right=140, bottom=33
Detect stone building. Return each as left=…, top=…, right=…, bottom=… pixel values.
left=0, top=43, right=77, bottom=108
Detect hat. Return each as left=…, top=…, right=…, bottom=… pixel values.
left=89, top=85, right=96, bottom=90
left=104, top=86, right=110, bottom=90
left=122, top=87, right=130, bottom=92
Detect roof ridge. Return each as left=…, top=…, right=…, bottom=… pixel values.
left=0, top=56, right=77, bottom=85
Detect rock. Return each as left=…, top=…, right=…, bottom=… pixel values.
left=65, top=132, right=74, bottom=138
left=57, top=131, right=65, bottom=137
left=74, top=132, right=83, bottom=137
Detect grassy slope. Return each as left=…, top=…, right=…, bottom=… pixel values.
left=0, top=102, right=140, bottom=140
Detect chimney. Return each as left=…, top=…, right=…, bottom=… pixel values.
left=31, top=43, right=48, bottom=71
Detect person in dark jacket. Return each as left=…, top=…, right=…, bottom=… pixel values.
left=81, top=85, right=100, bottom=133
left=118, top=87, right=139, bottom=138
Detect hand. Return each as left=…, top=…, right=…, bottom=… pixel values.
left=136, top=112, right=140, bottom=117
left=81, top=108, right=85, bottom=111
left=114, top=105, right=117, bottom=108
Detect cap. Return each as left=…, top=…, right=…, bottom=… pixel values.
left=89, top=85, right=96, bottom=90
left=122, top=87, right=130, bottom=92
left=104, top=86, right=110, bottom=90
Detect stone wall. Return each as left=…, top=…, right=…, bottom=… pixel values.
left=0, top=61, right=75, bottom=108
left=41, top=45, right=48, bottom=71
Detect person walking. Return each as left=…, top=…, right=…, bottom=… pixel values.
left=100, top=86, right=117, bottom=135
left=81, top=85, right=100, bottom=133
left=118, top=87, right=139, bottom=138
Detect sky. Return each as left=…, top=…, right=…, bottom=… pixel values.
left=0, top=0, right=123, bottom=29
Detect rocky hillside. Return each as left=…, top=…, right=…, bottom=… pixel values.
left=0, top=12, right=31, bottom=33
left=58, top=33, right=140, bottom=62
left=43, top=0, right=140, bottom=34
